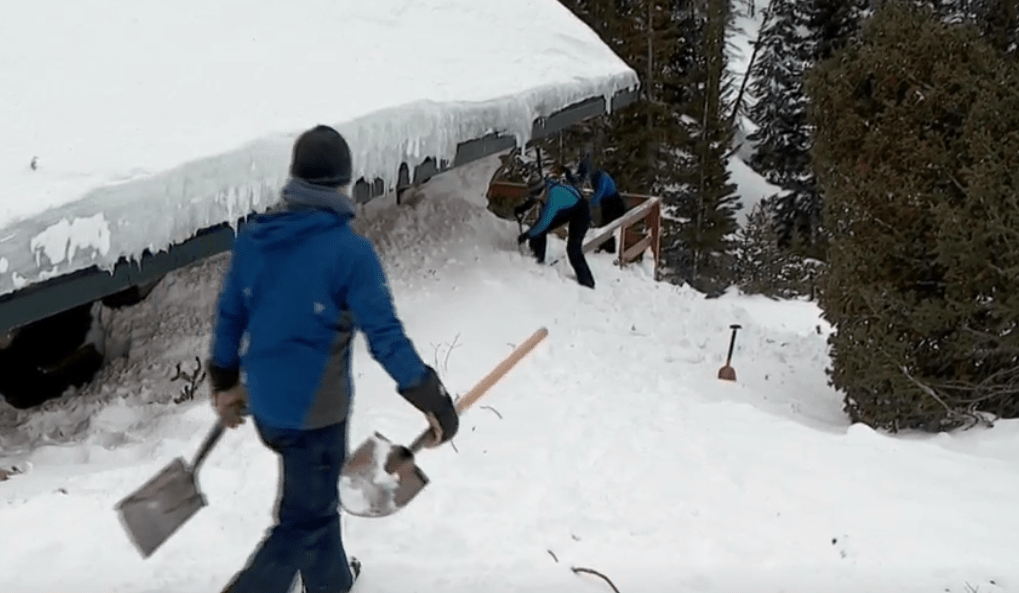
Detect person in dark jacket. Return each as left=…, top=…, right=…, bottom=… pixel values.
left=552, top=162, right=581, bottom=188
left=576, top=160, right=628, bottom=254
left=208, top=124, right=459, bottom=593
left=514, top=174, right=595, bottom=289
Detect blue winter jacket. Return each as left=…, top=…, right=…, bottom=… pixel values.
left=589, top=170, right=618, bottom=207
left=209, top=178, right=429, bottom=430
left=525, top=179, right=585, bottom=238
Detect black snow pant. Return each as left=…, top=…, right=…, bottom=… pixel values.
left=595, top=192, right=628, bottom=254
left=222, top=420, right=355, bottom=593
left=528, top=201, right=595, bottom=288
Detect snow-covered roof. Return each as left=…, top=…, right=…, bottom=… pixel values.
left=0, top=0, right=638, bottom=299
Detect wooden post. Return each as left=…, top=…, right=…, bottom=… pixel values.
left=649, top=199, right=661, bottom=279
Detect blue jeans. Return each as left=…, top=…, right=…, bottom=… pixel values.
left=223, top=420, right=354, bottom=593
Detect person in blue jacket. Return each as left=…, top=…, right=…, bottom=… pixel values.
left=576, top=159, right=628, bottom=253
left=207, top=124, right=459, bottom=593
left=514, top=174, right=595, bottom=289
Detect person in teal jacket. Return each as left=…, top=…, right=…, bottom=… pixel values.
left=514, top=174, right=595, bottom=288
left=207, top=124, right=459, bottom=593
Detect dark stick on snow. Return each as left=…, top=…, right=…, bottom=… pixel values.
left=571, top=567, right=621, bottom=593
left=481, top=405, right=503, bottom=419
left=547, top=549, right=559, bottom=563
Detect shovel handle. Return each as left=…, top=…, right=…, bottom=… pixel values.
left=725, top=324, right=742, bottom=364
left=190, top=420, right=226, bottom=473
left=407, top=327, right=549, bottom=453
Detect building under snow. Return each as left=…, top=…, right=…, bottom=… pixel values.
left=0, top=0, right=638, bottom=407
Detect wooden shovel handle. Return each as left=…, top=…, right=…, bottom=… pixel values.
left=453, top=327, right=548, bottom=413
left=409, top=327, right=549, bottom=452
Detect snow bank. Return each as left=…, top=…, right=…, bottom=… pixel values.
left=0, top=154, right=1016, bottom=593
left=0, top=0, right=638, bottom=296
left=729, top=154, right=783, bottom=222
left=1, top=157, right=1016, bottom=593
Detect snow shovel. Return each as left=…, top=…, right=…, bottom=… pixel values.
left=718, top=324, right=742, bottom=382
left=115, top=419, right=226, bottom=558
left=339, top=327, right=549, bottom=518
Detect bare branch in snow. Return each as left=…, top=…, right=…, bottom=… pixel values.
left=892, top=358, right=986, bottom=430
left=171, top=357, right=206, bottom=404
left=571, top=566, right=621, bottom=593
left=431, top=333, right=462, bottom=377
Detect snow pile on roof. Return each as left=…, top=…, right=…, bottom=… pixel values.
left=0, top=0, right=638, bottom=296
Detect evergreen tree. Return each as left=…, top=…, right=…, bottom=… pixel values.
left=608, top=0, right=693, bottom=193
left=807, top=0, right=869, bottom=61
left=888, top=0, right=1019, bottom=58
left=736, top=202, right=788, bottom=296
left=745, top=0, right=822, bottom=255
left=750, top=0, right=868, bottom=259
left=973, top=0, right=1019, bottom=58
left=667, top=0, right=741, bottom=295
left=737, top=201, right=822, bottom=298
left=807, top=1, right=1019, bottom=431
left=747, top=0, right=811, bottom=190
left=548, top=0, right=691, bottom=196
left=895, top=0, right=1019, bottom=58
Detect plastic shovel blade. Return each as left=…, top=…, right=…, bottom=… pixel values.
left=718, top=365, right=737, bottom=381
left=339, top=432, right=429, bottom=518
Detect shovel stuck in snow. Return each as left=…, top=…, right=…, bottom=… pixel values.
left=339, top=327, right=549, bottom=518
left=115, top=420, right=225, bottom=558
left=717, top=324, right=742, bottom=382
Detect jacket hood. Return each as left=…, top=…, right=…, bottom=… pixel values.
left=245, top=178, right=357, bottom=248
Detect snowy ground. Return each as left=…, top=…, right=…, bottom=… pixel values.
left=2, top=2, right=1016, bottom=591
left=0, top=155, right=1017, bottom=593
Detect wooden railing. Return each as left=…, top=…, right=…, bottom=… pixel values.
left=487, top=181, right=662, bottom=279
left=582, top=192, right=662, bottom=278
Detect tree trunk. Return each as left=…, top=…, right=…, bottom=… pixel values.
left=646, top=0, right=655, bottom=189
left=729, top=0, right=774, bottom=126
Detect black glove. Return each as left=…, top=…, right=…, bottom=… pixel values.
left=399, top=366, right=459, bottom=446
left=517, top=231, right=529, bottom=245
left=207, top=360, right=240, bottom=392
